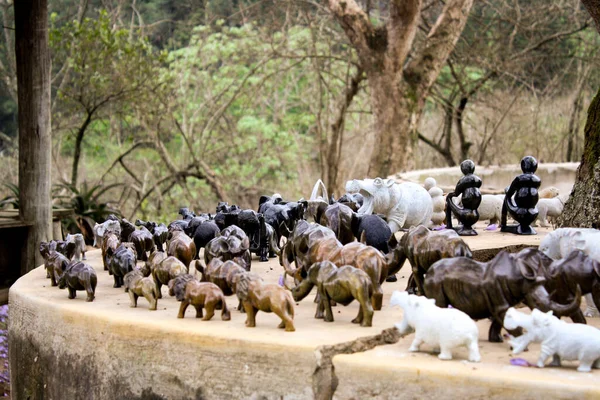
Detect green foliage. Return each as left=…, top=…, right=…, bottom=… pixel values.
left=0, top=183, right=19, bottom=210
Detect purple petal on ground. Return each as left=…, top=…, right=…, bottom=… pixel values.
left=278, top=275, right=285, bottom=287
left=510, top=358, right=533, bottom=367
left=432, top=224, right=446, bottom=231
left=485, top=224, right=498, bottom=231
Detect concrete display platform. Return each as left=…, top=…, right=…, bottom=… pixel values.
left=9, top=229, right=600, bottom=400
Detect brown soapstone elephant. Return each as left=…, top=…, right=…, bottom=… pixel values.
left=234, top=272, right=295, bottom=331
left=102, top=232, right=120, bottom=272
left=166, top=228, right=196, bottom=268
left=153, top=256, right=188, bottom=299
left=199, top=258, right=248, bottom=311
left=129, top=227, right=155, bottom=262
left=204, top=225, right=251, bottom=270
left=424, top=250, right=581, bottom=342
left=58, top=262, right=97, bottom=302
left=124, top=269, right=159, bottom=310
left=291, top=261, right=374, bottom=327
left=39, top=241, right=75, bottom=286
left=392, top=225, right=473, bottom=295
left=318, top=203, right=355, bottom=245
left=174, top=280, right=231, bottom=321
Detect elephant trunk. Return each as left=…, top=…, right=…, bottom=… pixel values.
left=527, top=284, right=581, bottom=317
left=280, top=242, right=299, bottom=278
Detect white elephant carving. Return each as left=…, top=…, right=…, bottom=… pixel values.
left=345, top=178, right=433, bottom=233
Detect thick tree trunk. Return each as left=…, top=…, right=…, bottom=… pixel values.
left=15, top=0, right=53, bottom=274
left=559, top=87, right=600, bottom=228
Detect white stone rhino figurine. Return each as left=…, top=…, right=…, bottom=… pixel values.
left=504, top=307, right=600, bottom=372
left=66, top=233, right=86, bottom=261
left=539, top=228, right=600, bottom=317
left=93, top=220, right=121, bottom=248
left=390, top=290, right=481, bottom=362
left=345, top=178, right=433, bottom=233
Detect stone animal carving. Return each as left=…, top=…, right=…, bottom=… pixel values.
left=153, top=256, right=188, bottom=298
left=199, top=258, right=248, bottom=311
left=536, top=194, right=568, bottom=227
left=124, top=269, right=158, bottom=310
left=174, top=280, right=231, bottom=321
left=101, top=232, right=120, bottom=271
left=66, top=233, right=86, bottom=261
left=109, top=244, right=137, bottom=288
left=290, top=261, right=374, bottom=327
left=58, top=262, right=97, bottom=302
left=351, top=214, right=392, bottom=255
left=391, top=291, right=480, bottom=362
left=318, top=203, right=355, bottom=245
left=39, top=241, right=75, bottom=286
left=135, top=219, right=169, bottom=252
left=393, top=226, right=472, bottom=295
left=424, top=178, right=445, bottom=229
left=235, top=272, right=295, bottom=331
left=258, top=195, right=307, bottom=244
left=504, top=308, right=600, bottom=372
left=128, top=227, right=155, bottom=262
left=539, top=187, right=560, bottom=199
left=190, top=220, right=220, bottom=259
left=501, top=155, right=541, bottom=235
left=539, top=228, right=600, bottom=317
left=93, top=219, right=121, bottom=248
left=446, top=160, right=482, bottom=236
left=345, top=177, right=433, bottom=233
left=120, top=218, right=137, bottom=243
left=145, top=250, right=167, bottom=277
left=168, top=274, right=198, bottom=299
left=204, top=225, right=251, bottom=270
left=423, top=250, right=581, bottom=342
left=166, top=228, right=196, bottom=268
left=453, top=194, right=504, bottom=229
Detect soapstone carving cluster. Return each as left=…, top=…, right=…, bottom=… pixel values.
left=36, top=155, right=600, bottom=371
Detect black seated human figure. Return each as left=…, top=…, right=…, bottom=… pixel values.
left=501, top=156, right=541, bottom=235
left=445, top=159, right=482, bottom=236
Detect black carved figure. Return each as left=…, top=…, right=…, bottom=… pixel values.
left=204, top=225, right=252, bottom=270
left=446, top=159, right=482, bottom=236
left=120, top=218, right=137, bottom=243
left=318, top=203, right=355, bottom=245
left=423, top=250, right=581, bottom=342
left=501, top=156, right=541, bottom=235
left=129, top=227, right=155, bottom=262
left=336, top=193, right=364, bottom=212
left=58, top=262, right=97, bottom=302
left=184, top=213, right=212, bottom=237
left=135, top=220, right=169, bottom=252
left=191, top=220, right=220, bottom=259
left=109, top=244, right=137, bottom=288
left=351, top=214, right=392, bottom=254
left=258, top=196, right=307, bottom=245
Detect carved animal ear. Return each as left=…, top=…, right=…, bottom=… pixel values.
left=259, top=196, right=270, bottom=206
left=384, top=179, right=395, bottom=187
left=573, top=239, right=586, bottom=251
left=518, top=261, right=536, bottom=280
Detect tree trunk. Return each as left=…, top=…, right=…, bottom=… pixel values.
left=559, top=87, right=600, bottom=228
left=15, top=0, right=53, bottom=274
left=71, top=111, right=93, bottom=187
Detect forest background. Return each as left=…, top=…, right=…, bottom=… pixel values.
left=0, top=0, right=598, bottom=229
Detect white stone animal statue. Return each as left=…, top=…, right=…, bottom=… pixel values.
left=345, top=178, right=433, bottom=233
left=536, top=194, right=568, bottom=227
left=453, top=194, right=504, bottom=230
left=424, top=178, right=445, bottom=229
left=539, top=228, right=600, bottom=317
left=504, top=307, right=600, bottom=372
left=539, top=186, right=560, bottom=199
left=66, top=233, right=86, bottom=261
left=93, top=220, right=121, bottom=248
left=390, top=291, right=481, bottom=362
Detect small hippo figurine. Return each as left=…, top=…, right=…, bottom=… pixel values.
left=58, top=262, right=97, bottom=302
left=124, top=269, right=159, bottom=310
left=390, top=291, right=480, bottom=362
left=505, top=308, right=600, bottom=372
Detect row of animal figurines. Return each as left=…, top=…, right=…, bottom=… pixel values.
left=39, top=191, right=600, bottom=373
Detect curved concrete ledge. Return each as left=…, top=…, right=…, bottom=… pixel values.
left=9, top=236, right=600, bottom=400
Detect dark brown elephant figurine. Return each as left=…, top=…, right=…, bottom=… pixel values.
left=40, top=241, right=75, bottom=285
left=101, top=232, right=120, bottom=272
left=199, top=258, right=247, bottom=311
left=423, top=250, right=581, bottom=342
left=145, top=250, right=167, bottom=277
left=173, top=280, right=231, bottom=321
left=204, top=225, right=251, bottom=270
left=318, top=203, right=355, bottom=245
left=123, top=269, right=159, bottom=310
left=234, top=272, right=295, bottom=331
left=135, top=219, right=169, bottom=252
left=392, top=226, right=472, bottom=295
left=108, top=244, right=137, bottom=288
left=290, top=261, right=374, bottom=327
left=168, top=274, right=197, bottom=299
left=166, top=227, right=196, bottom=268
left=152, top=256, right=188, bottom=298
left=129, top=227, right=156, bottom=261
left=58, top=262, right=97, bottom=302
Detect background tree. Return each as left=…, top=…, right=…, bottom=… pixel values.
left=558, top=0, right=600, bottom=228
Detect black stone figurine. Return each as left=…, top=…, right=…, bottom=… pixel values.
left=501, top=156, right=541, bottom=235
left=445, top=160, right=482, bottom=236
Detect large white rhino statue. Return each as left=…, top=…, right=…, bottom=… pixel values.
left=345, top=177, right=433, bottom=233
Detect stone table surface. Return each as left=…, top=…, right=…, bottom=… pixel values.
left=9, top=229, right=600, bottom=400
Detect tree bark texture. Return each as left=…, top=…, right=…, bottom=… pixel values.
left=329, top=0, right=474, bottom=177
left=15, top=0, right=53, bottom=274
left=558, top=0, right=600, bottom=228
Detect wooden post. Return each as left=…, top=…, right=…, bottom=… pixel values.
left=15, top=0, right=52, bottom=274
